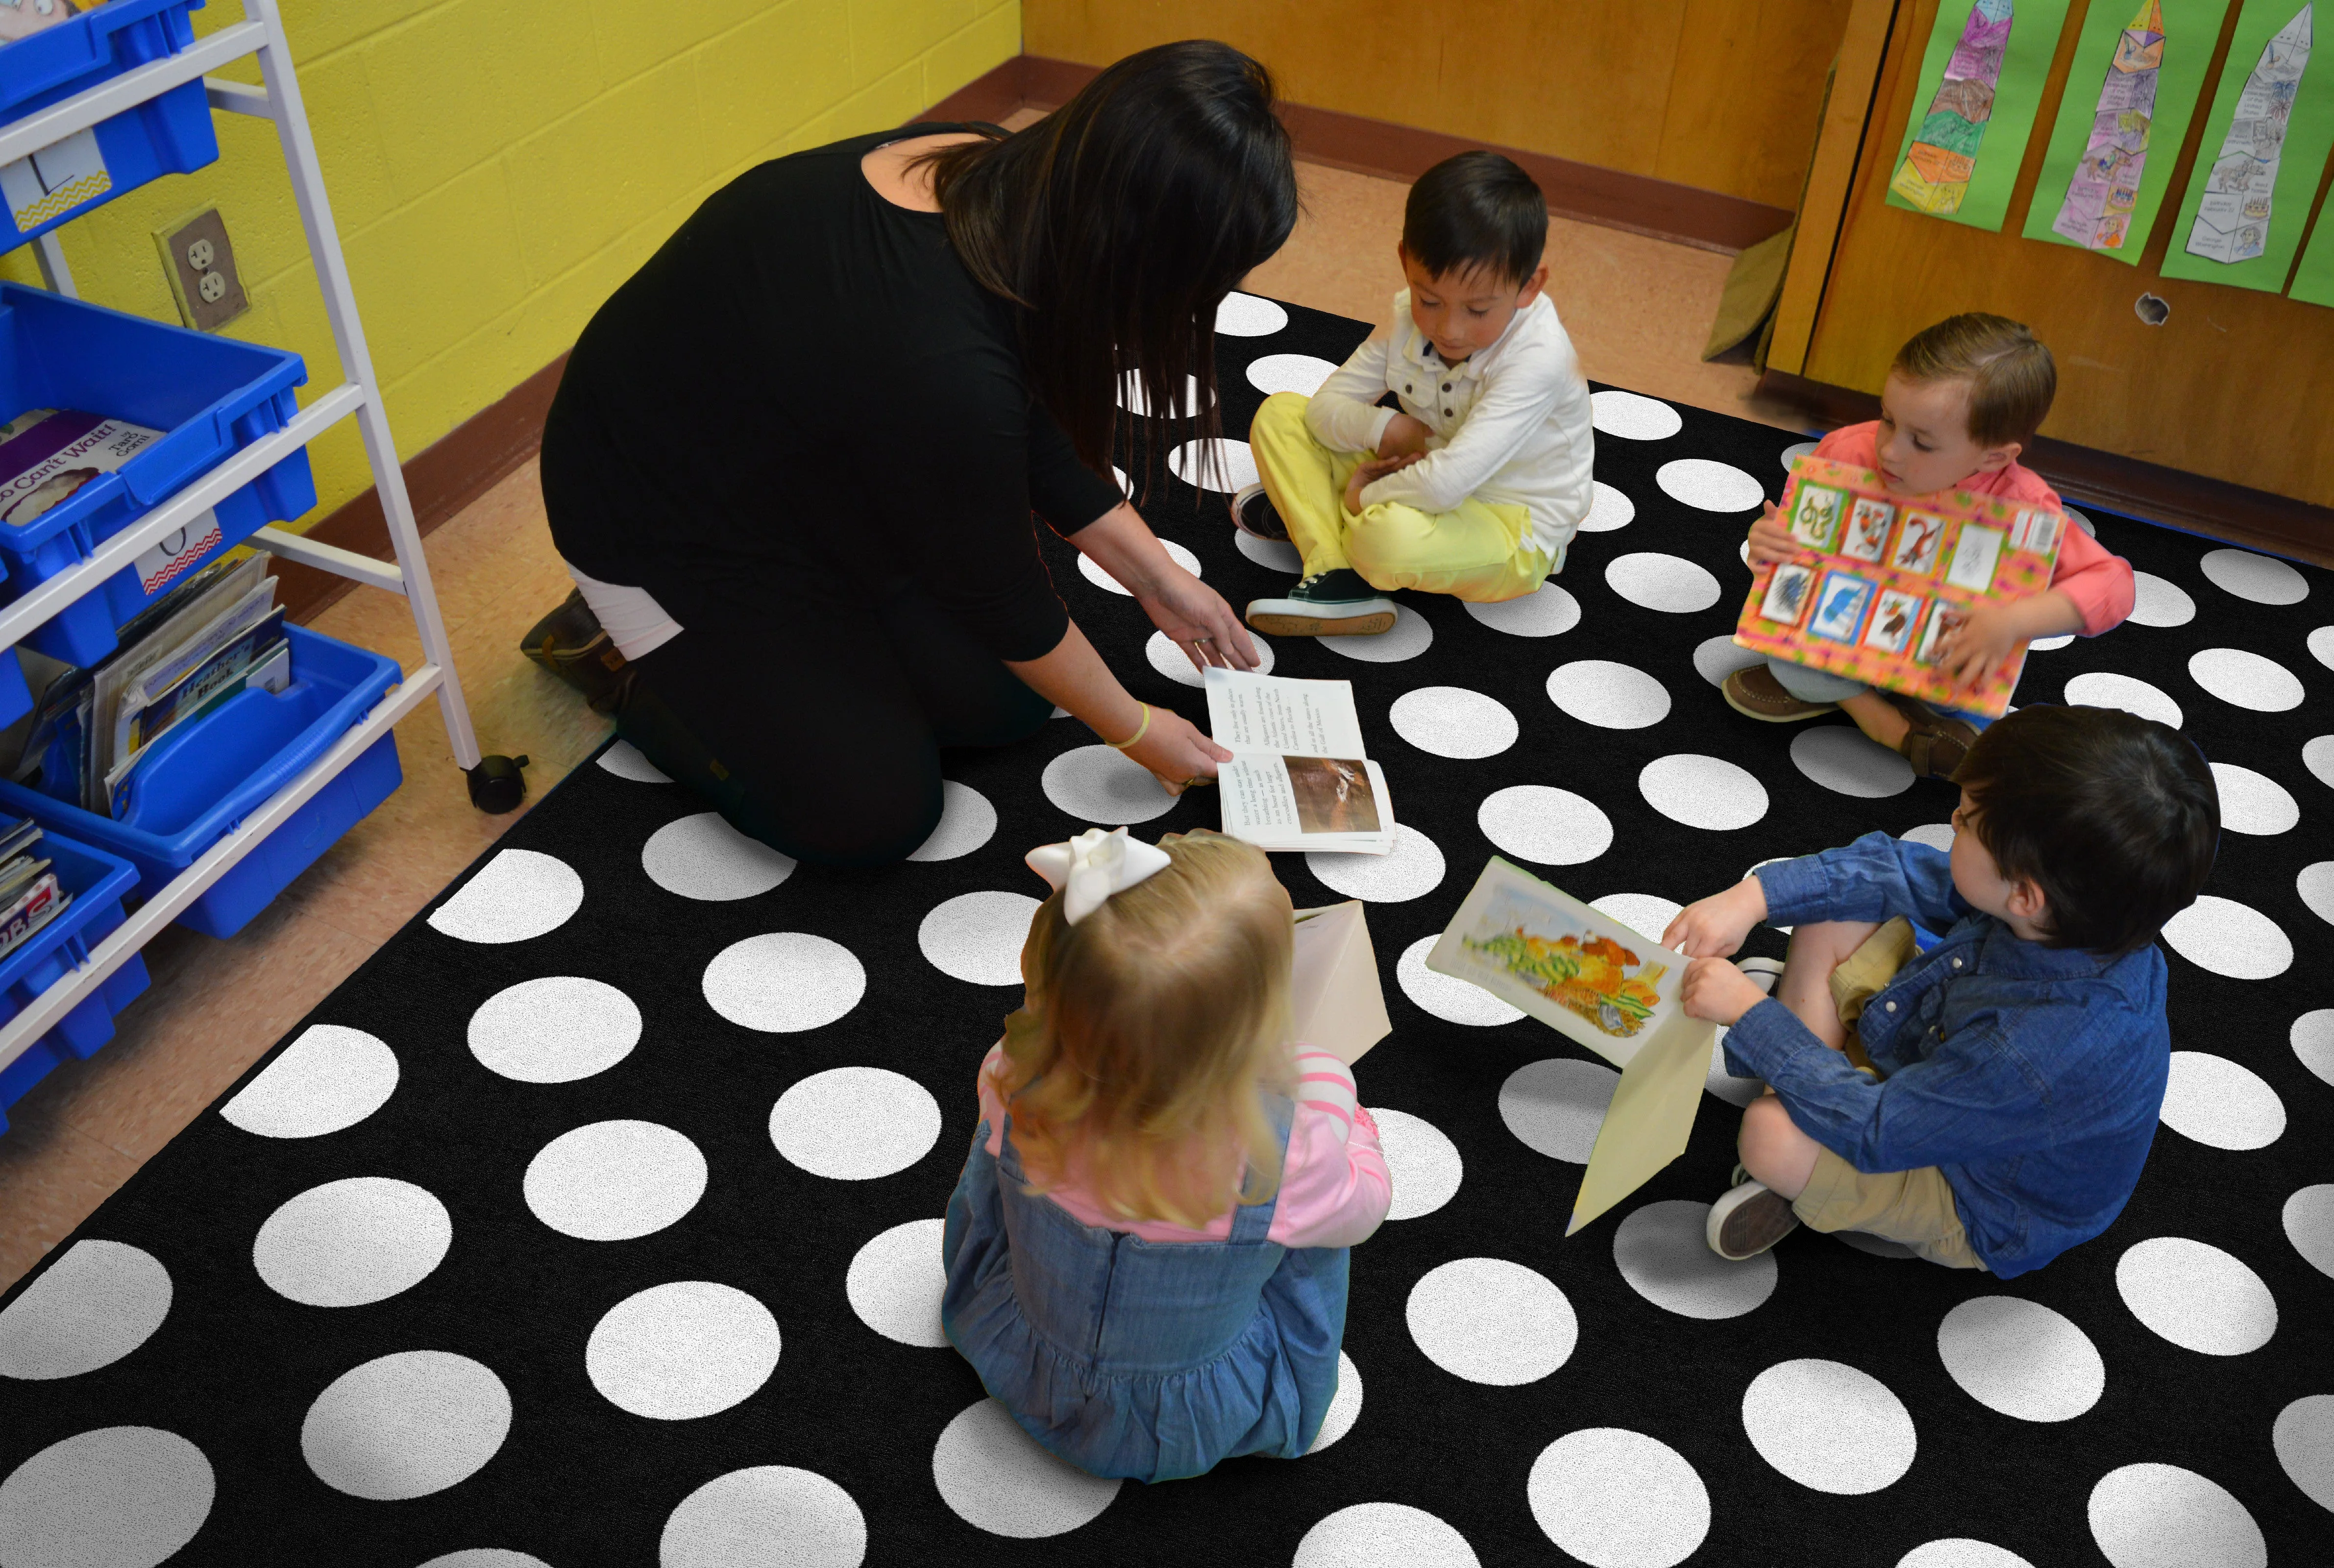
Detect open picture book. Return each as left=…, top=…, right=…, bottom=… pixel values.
left=1204, top=667, right=1394, bottom=855
left=1427, top=858, right=1718, bottom=1236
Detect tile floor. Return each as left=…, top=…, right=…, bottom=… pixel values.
left=0, top=156, right=1800, bottom=1294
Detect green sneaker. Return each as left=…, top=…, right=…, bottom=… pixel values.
left=1245, top=570, right=1397, bottom=637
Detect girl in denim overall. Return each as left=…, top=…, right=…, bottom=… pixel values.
left=942, top=829, right=1392, bottom=1482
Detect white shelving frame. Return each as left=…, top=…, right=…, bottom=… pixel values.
left=0, top=0, right=486, bottom=1076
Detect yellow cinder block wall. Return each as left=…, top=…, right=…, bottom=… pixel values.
left=0, top=0, right=1020, bottom=530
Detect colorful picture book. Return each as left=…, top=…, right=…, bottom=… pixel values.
left=1730, top=456, right=2066, bottom=719
left=1203, top=668, right=1395, bottom=855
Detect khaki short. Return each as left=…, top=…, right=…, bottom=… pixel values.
left=1792, top=917, right=1987, bottom=1271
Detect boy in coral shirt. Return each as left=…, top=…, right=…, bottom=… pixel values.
left=1726, top=314, right=2134, bottom=779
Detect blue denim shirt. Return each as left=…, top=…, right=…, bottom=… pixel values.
left=1725, top=832, right=2170, bottom=1277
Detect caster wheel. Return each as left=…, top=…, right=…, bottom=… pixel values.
left=467, top=754, right=530, bottom=813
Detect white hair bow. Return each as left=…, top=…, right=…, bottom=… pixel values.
left=1026, top=827, right=1172, bottom=925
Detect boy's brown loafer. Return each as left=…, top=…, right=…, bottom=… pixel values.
left=1889, top=695, right=1980, bottom=780
left=1722, top=664, right=1838, bottom=722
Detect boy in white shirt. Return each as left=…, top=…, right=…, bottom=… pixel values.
left=1241, top=152, right=1594, bottom=636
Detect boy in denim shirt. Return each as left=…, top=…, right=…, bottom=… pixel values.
left=1663, top=706, right=2218, bottom=1275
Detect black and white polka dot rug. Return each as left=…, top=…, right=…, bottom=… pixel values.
left=3, top=295, right=2330, bottom=1568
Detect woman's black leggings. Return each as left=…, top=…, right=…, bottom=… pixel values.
left=614, top=569, right=1053, bottom=865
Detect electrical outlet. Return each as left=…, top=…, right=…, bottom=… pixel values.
left=154, top=208, right=247, bottom=331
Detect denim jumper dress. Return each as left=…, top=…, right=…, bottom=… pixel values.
left=940, top=1097, right=1351, bottom=1483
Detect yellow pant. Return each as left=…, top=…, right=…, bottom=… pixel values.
left=1248, top=392, right=1553, bottom=601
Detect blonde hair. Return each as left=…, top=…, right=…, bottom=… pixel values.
left=986, top=831, right=1294, bottom=1227
left=1892, top=313, right=2057, bottom=449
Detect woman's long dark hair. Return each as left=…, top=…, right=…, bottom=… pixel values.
left=918, top=42, right=1299, bottom=479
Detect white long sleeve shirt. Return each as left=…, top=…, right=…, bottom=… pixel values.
left=1303, top=290, right=1595, bottom=561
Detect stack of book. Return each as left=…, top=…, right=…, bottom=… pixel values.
left=0, top=814, right=66, bottom=960
left=5, top=551, right=288, bottom=818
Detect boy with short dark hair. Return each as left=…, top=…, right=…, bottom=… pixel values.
left=1239, top=151, right=1594, bottom=636
left=1727, top=313, right=2137, bottom=779
left=1662, top=705, right=2220, bottom=1276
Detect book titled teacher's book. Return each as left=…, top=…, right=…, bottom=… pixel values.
left=1732, top=456, right=2067, bottom=719
left=1203, top=667, right=1395, bottom=855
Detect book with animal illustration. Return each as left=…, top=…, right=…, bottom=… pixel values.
left=1732, top=455, right=2067, bottom=718
left=1427, top=858, right=1719, bottom=1236
left=1203, top=667, right=1394, bottom=855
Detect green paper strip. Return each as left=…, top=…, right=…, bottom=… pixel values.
left=2290, top=198, right=2334, bottom=303
left=2160, top=0, right=2334, bottom=292
left=2023, top=0, right=2233, bottom=263
left=1887, top=0, right=2080, bottom=231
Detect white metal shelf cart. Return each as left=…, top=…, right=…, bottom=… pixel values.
left=0, top=0, right=524, bottom=1079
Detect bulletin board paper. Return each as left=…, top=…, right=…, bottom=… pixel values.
left=2288, top=191, right=2334, bottom=302
left=1886, top=0, right=2080, bottom=231
left=1731, top=457, right=2066, bottom=719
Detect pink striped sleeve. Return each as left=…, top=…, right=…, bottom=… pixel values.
left=1267, top=1058, right=1391, bottom=1250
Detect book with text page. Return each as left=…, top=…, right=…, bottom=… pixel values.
left=1203, top=667, right=1394, bottom=855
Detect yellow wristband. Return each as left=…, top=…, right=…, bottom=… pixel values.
left=1105, top=703, right=1152, bottom=750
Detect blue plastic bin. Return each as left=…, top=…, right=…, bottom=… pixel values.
left=0, top=281, right=316, bottom=664
left=1, top=0, right=217, bottom=254
left=0, top=829, right=149, bottom=1137
left=0, top=625, right=403, bottom=940
left=0, top=646, right=27, bottom=732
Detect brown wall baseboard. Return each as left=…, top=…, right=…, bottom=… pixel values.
left=1758, top=370, right=2334, bottom=570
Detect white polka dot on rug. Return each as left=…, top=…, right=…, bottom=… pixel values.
left=1390, top=686, right=1518, bottom=758
left=2298, top=1009, right=2334, bottom=1087
left=2064, top=671, right=2183, bottom=729
left=1372, top=1107, right=1463, bottom=1220
left=1245, top=352, right=1335, bottom=395
left=1581, top=480, right=1636, bottom=532
left=1935, top=1296, right=2104, bottom=1422
left=597, top=739, right=670, bottom=783
left=524, top=1120, right=708, bottom=1242
left=1779, top=440, right=1818, bottom=470
left=2028, top=632, right=2074, bottom=651
left=1548, top=659, right=1671, bottom=729
left=1478, top=784, right=1614, bottom=864
left=1118, top=371, right=1202, bottom=418
left=2285, top=1184, right=2334, bottom=1277
left=1233, top=527, right=1302, bottom=573
left=1295, top=1502, right=1479, bottom=1567
left=918, top=890, right=1039, bottom=985
left=2301, top=861, right=2334, bottom=927
left=1500, top=1058, right=1620, bottom=1162
left=427, top=848, right=584, bottom=944
left=2313, top=625, right=2334, bottom=672
left=1406, top=1257, right=1575, bottom=1384
left=2127, top=571, right=2197, bottom=627
left=2309, top=735, right=2334, bottom=790
left=2065, top=506, right=2097, bottom=537
left=0, top=1241, right=172, bottom=1381
left=1604, top=552, right=1721, bottom=613
left=932, top=1398, right=1121, bottom=1538
left=302, top=1351, right=511, bottom=1501
left=2115, top=1236, right=2277, bottom=1354
left=220, top=1023, right=397, bottom=1138
left=702, top=932, right=867, bottom=1031
left=586, top=1281, right=781, bottom=1420
left=1692, top=634, right=1763, bottom=686
left=2160, top=897, right=2291, bottom=980
left=2273, top=1394, right=2334, bottom=1514
left=1791, top=725, right=1915, bottom=798
left=642, top=812, right=795, bottom=901
left=1591, top=390, right=1682, bottom=441
left=0, top=1426, right=213, bottom=1568
left=2211, top=763, right=2299, bottom=834
left=1397, top=934, right=1523, bottom=1026
left=1321, top=605, right=1433, bottom=662
left=847, top=1218, right=948, bottom=1348
left=252, top=1177, right=452, bottom=1308
left=1307, top=822, right=1444, bottom=902
left=1589, top=892, right=1684, bottom=942
left=1640, top=753, right=1769, bottom=831
left=1527, top=1427, right=1709, bottom=1568
left=1656, top=458, right=1764, bottom=513
left=2161, top=1051, right=2285, bottom=1150
left=418, top=1552, right=551, bottom=1568
left=1741, top=1359, right=1916, bottom=1494
left=1897, top=1543, right=2036, bottom=1568
left=467, top=976, right=640, bottom=1084
left=769, top=1067, right=942, bottom=1181
left=2189, top=648, right=2305, bottom=712
left=1308, top=1351, right=1363, bottom=1453
left=661, top=1466, right=867, bottom=1568
left=2088, top=1463, right=2265, bottom=1568
left=1079, top=539, right=1202, bottom=595
left=2200, top=547, right=2309, bottom=605
left=908, top=781, right=997, bottom=862
left=1041, top=742, right=1183, bottom=824
left=1901, top=821, right=1955, bottom=852
left=1146, top=627, right=1275, bottom=685
left=1167, top=437, right=1256, bottom=493
left=1216, top=291, right=1288, bottom=336
left=1466, top=581, right=1580, bottom=636
left=1614, top=1200, right=1776, bottom=1319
